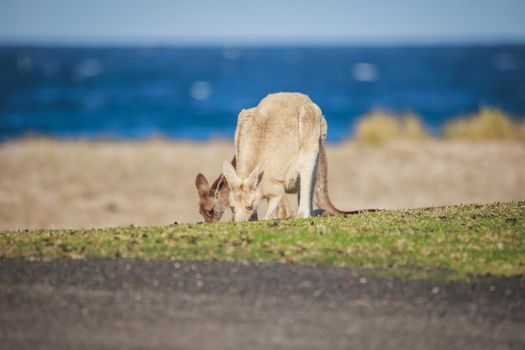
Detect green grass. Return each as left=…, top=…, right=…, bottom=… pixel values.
left=1, top=202, right=524, bottom=280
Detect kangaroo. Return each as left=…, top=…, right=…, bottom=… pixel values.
left=195, top=172, right=230, bottom=223
left=221, top=92, right=326, bottom=221
left=196, top=156, right=293, bottom=223
left=195, top=93, right=377, bottom=223
left=195, top=147, right=357, bottom=223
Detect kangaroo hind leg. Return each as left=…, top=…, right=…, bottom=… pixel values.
left=296, top=103, right=323, bottom=219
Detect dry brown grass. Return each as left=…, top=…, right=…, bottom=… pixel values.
left=354, top=110, right=430, bottom=144
left=1, top=138, right=524, bottom=230
left=444, top=107, right=524, bottom=141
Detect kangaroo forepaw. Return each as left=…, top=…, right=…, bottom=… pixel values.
left=296, top=210, right=311, bottom=219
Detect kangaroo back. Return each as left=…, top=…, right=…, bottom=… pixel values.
left=224, top=92, right=326, bottom=221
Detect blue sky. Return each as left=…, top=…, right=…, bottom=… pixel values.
left=1, top=0, right=525, bottom=45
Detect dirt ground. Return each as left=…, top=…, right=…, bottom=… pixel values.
left=1, top=138, right=524, bottom=230
left=2, top=259, right=523, bottom=350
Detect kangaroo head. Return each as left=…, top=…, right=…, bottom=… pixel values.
left=222, top=161, right=263, bottom=222
left=195, top=173, right=230, bottom=223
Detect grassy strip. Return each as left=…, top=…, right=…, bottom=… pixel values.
left=1, top=202, right=524, bottom=280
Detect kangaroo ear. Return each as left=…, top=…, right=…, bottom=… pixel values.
left=217, top=175, right=230, bottom=199
left=195, top=173, right=209, bottom=197
left=247, top=163, right=263, bottom=188
left=211, top=174, right=229, bottom=198
left=222, top=161, right=239, bottom=187
left=210, top=174, right=223, bottom=191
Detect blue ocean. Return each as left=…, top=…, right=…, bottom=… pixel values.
left=1, top=45, right=524, bottom=142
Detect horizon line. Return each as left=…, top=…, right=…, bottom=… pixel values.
left=1, top=35, right=525, bottom=48
left=2, top=40, right=525, bottom=49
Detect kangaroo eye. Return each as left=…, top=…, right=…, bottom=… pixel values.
left=246, top=205, right=254, bottom=211
left=206, top=210, right=214, bottom=217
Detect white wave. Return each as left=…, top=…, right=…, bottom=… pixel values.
left=351, top=62, right=379, bottom=82
left=222, top=48, right=242, bottom=60
left=17, top=55, right=33, bottom=72
left=190, top=81, right=212, bottom=100
left=493, top=53, right=519, bottom=71
left=74, top=59, right=102, bottom=80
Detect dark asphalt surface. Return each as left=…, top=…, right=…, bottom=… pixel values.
left=1, top=259, right=524, bottom=350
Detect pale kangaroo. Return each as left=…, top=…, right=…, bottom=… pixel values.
left=195, top=148, right=354, bottom=223
left=222, top=92, right=326, bottom=221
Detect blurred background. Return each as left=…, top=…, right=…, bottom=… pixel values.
left=1, top=0, right=524, bottom=229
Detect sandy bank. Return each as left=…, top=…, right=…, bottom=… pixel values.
left=0, top=139, right=524, bottom=230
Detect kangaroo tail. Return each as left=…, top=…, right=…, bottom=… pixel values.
left=314, top=147, right=378, bottom=216
left=313, top=146, right=343, bottom=214
left=319, top=208, right=381, bottom=217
